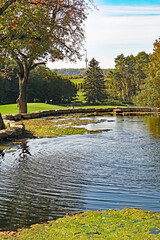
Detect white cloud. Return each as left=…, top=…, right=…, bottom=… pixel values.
left=48, top=5, right=160, bottom=69
left=95, top=5, right=160, bottom=16
left=86, top=15, right=160, bottom=45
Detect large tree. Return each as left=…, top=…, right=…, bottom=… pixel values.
left=84, top=58, right=106, bottom=103
left=0, top=0, right=92, bottom=113
left=136, top=39, right=160, bottom=107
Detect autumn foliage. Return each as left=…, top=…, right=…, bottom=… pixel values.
left=136, top=39, right=160, bottom=108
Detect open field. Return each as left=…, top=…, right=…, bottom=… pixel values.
left=0, top=103, right=123, bottom=115
left=0, top=103, right=68, bottom=115
left=70, top=78, right=84, bottom=84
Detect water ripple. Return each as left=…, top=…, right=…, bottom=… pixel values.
left=0, top=115, right=160, bottom=230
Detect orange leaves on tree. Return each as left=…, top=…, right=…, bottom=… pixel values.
left=136, top=38, right=160, bottom=108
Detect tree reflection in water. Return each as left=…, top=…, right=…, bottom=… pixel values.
left=0, top=141, right=31, bottom=161
left=144, top=116, right=160, bottom=138
left=18, top=140, right=31, bottom=160
left=0, top=149, right=5, bottom=158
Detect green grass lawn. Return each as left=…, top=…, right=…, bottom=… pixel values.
left=0, top=103, right=118, bottom=115
left=0, top=101, right=127, bottom=115
left=0, top=103, right=68, bottom=115
left=70, top=78, right=84, bottom=84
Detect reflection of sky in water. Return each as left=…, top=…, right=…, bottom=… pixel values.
left=0, top=115, right=159, bottom=230
left=78, top=116, right=115, bottom=131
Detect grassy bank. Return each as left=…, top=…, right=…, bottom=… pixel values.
left=0, top=208, right=160, bottom=239
left=0, top=103, right=68, bottom=115
left=0, top=103, right=121, bottom=115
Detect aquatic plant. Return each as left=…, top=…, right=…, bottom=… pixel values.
left=0, top=208, right=160, bottom=239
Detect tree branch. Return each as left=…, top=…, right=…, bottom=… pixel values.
left=15, top=56, right=24, bottom=79
left=31, top=61, right=46, bottom=70
left=18, top=50, right=28, bottom=60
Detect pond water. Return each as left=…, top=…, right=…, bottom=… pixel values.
left=0, top=115, right=160, bottom=230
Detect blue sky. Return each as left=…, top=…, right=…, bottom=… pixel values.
left=97, top=0, right=160, bottom=6
left=48, top=0, right=160, bottom=69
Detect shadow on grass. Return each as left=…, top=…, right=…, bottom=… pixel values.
left=60, top=99, right=133, bottom=108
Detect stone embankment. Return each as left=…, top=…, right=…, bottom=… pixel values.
left=0, top=119, right=25, bottom=142
left=113, top=107, right=160, bottom=115
left=0, top=107, right=159, bottom=141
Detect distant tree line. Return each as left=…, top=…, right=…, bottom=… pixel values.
left=56, top=68, right=112, bottom=77
left=75, top=82, right=84, bottom=91
left=1, top=39, right=160, bottom=107
left=0, top=66, right=77, bottom=104
left=106, top=37, right=160, bottom=108
left=106, top=51, right=149, bottom=103
left=136, top=39, right=160, bottom=107
left=81, top=38, right=160, bottom=107
left=56, top=68, right=87, bottom=77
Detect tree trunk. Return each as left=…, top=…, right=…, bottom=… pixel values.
left=0, top=113, right=5, bottom=130
left=17, top=75, right=28, bottom=114
left=15, top=59, right=44, bottom=113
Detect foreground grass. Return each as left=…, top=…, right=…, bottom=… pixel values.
left=1, top=209, right=160, bottom=239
